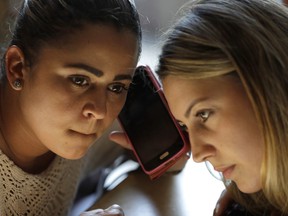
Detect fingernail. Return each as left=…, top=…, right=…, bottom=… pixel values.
left=80, top=209, right=104, bottom=216
left=104, top=204, right=125, bottom=215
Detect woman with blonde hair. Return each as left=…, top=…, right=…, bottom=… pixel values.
left=154, top=0, right=288, bottom=215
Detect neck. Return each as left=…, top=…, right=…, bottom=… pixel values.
left=0, top=81, right=55, bottom=174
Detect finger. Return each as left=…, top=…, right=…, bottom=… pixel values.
left=167, top=154, right=190, bottom=173
left=80, top=209, right=104, bottom=216
left=102, top=204, right=125, bottom=216
left=80, top=205, right=125, bottom=216
left=109, top=131, right=132, bottom=150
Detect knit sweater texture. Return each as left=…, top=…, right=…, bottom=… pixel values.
left=0, top=150, right=86, bottom=216
left=0, top=122, right=123, bottom=216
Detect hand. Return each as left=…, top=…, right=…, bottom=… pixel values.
left=109, top=131, right=132, bottom=150
left=166, top=152, right=190, bottom=173
left=80, top=204, right=124, bottom=216
left=213, top=189, right=232, bottom=216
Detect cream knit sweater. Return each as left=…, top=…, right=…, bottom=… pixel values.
left=0, top=122, right=124, bottom=216
left=0, top=150, right=86, bottom=216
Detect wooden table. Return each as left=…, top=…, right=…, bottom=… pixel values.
left=89, top=159, right=225, bottom=216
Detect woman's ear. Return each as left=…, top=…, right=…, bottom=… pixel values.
left=5, top=45, right=28, bottom=90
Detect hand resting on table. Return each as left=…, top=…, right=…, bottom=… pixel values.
left=80, top=204, right=124, bottom=216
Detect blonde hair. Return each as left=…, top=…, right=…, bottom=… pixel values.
left=157, top=0, right=288, bottom=214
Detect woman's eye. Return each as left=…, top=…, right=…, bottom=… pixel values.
left=178, top=121, right=188, bottom=131
left=69, top=76, right=89, bottom=87
left=196, top=110, right=212, bottom=122
left=107, top=83, right=128, bottom=94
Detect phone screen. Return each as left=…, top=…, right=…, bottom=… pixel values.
left=118, top=66, right=185, bottom=171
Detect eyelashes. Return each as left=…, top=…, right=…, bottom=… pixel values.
left=177, top=121, right=188, bottom=131
left=69, top=75, right=90, bottom=87
left=107, top=83, right=129, bottom=94
left=196, top=109, right=213, bottom=123
left=177, top=109, right=213, bottom=131
left=69, top=75, right=129, bottom=94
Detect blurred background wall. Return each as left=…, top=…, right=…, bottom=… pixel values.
left=0, top=0, right=285, bottom=68
left=0, top=0, right=20, bottom=56
left=0, top=0, right=190, bottom=68
left=134, top=0, right=284, bottom=70
left=135, top=0, right=190, bottom=69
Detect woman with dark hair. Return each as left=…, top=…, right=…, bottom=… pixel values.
left=0, top=0, right=141, bottom=215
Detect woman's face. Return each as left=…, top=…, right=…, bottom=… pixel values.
left=162, top=75, right=264, bottom=193
left=17, top=24, right=139, bottom=159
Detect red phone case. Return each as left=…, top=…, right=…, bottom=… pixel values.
left=119, top=65, right=190, bottom=180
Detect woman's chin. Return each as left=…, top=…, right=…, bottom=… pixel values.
left=56, top=147, right=90, bottom=160
left=235, top=181, right=262, bottom=194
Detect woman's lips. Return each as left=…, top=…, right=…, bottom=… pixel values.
left=69, top=129, right=97, bottom=139
left=214, top=165, right=235, bottom=179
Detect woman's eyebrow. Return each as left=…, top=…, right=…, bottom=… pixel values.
left=64, top=63, right=133, bottom=81
left=64, top=63, right=103, bottom=77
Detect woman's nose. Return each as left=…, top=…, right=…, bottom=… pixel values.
left=188, top=132, right=215, bottom=163
left=83, top=102, right=107, bottom=119
left=82, top=91, right=107, bottom=119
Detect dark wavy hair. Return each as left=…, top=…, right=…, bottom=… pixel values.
left=1, top=0, right=142, bottom=78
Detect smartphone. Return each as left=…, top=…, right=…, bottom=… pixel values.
left=118, top=65, right=189, bottom=179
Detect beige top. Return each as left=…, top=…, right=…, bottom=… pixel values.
left=0, top=150, right=86, bottom=216
left=0, top=121, right=124, bottom=216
